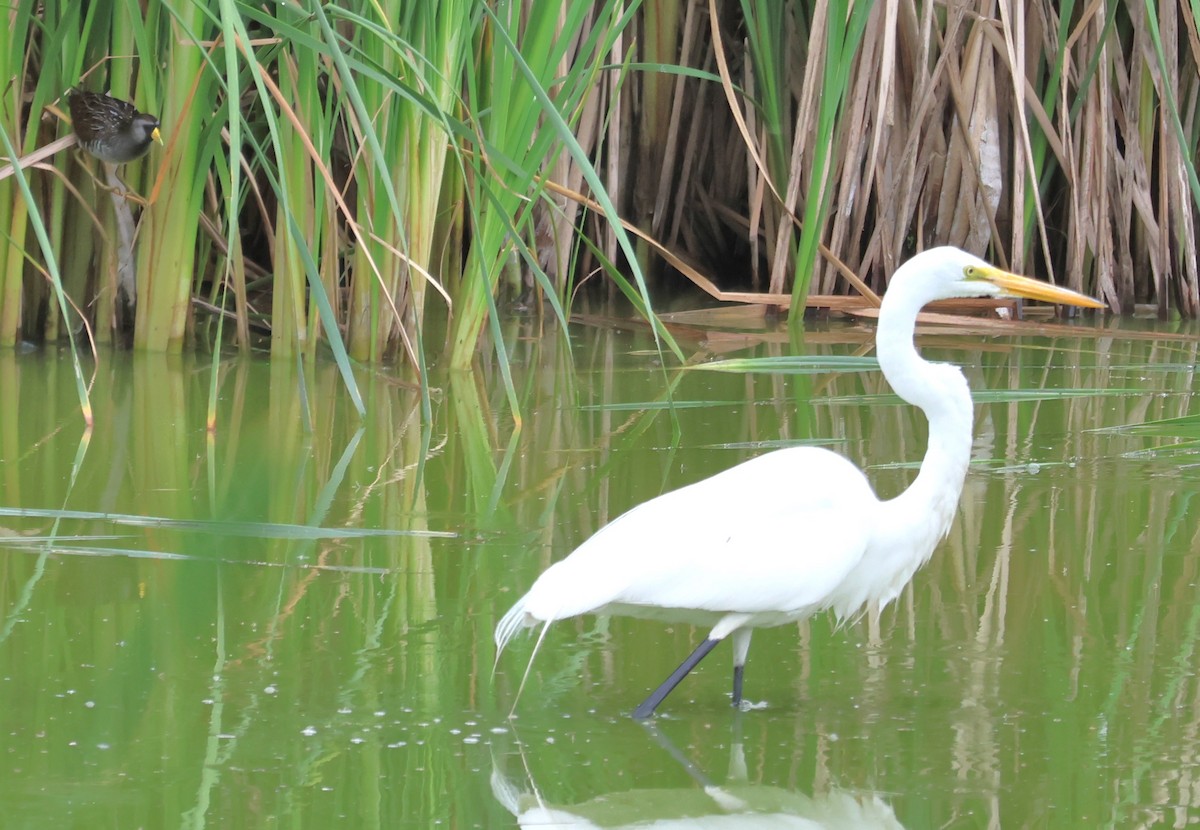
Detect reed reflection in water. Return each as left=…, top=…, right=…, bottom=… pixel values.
left=0, top=318, right=1196, bottom=826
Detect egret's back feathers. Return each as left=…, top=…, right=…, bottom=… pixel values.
left=495, top=446, right=880, bottom=656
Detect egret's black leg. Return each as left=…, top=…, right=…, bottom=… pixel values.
left=730, top=628, right=752, bottom=709
left=632, top=638, right=720, bottom=719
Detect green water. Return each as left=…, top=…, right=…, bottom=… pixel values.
left=0, top=321, right=1197, bottom=828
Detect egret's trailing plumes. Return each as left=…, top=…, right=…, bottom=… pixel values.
left=495, top=247, right=1103, bottom=717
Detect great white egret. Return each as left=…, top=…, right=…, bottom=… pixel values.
left=495, top=247, right=1103, bottom=718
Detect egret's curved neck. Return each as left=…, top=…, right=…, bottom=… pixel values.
left=874, top=282, right=974, bottom=548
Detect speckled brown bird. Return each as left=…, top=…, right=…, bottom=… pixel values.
left=67, top=89, right=163, bottom=164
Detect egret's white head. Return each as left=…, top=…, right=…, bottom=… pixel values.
left=890, top=246, right=1105, bottom=309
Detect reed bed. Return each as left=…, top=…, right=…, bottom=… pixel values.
left=0, top=0, right=1197, bottom=374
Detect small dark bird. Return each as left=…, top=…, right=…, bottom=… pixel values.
left=67, top=89, right=163, bottom=164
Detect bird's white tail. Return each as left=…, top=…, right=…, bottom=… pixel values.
left=494, top=595, right=532, bottom=662
left=493, top=595, right=555, bottom=714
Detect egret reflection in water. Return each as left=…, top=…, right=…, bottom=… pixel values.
left=491, top=724, right=906, bottom=829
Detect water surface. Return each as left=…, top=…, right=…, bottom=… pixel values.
left=0, top=319, right=1197, bottom=827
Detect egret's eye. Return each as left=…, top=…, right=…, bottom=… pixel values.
left=964, top=265, right=980, bottom=280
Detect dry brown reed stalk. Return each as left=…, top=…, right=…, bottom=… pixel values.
left=608, top=1, right=1200, bottom=318
left=536, top=6, right=609, bottom=293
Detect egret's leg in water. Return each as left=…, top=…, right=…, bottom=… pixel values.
left=632, top=638, right=721, bottom=719
left=731, top=629, right=752, bottom=706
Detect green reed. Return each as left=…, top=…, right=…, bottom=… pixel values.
left=0, top=1, right=35, bottom=347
